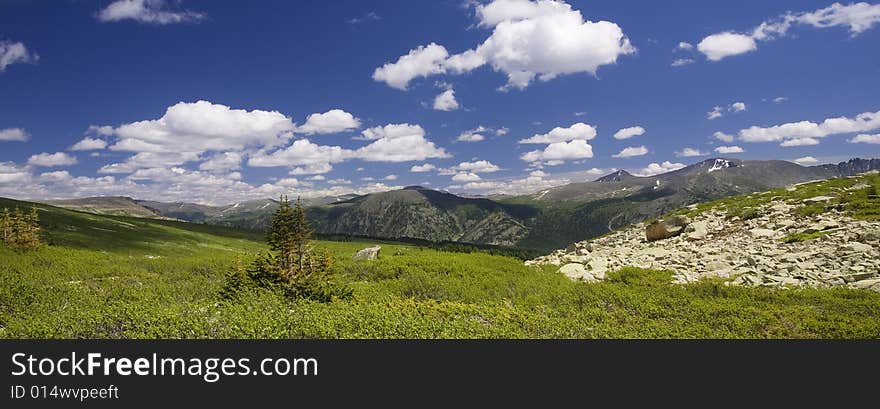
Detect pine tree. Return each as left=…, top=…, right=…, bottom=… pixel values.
left=267, top=195, right=296, bottom=271
left=289, top=197, right=314, bottom=274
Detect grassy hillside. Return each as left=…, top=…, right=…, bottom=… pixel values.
left=1, top=196, right=879, bottom=338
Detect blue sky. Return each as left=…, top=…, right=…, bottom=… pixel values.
left=1, top=0, right=879, bottom=204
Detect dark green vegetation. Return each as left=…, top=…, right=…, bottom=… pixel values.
left=2, top=193, right=880, bottom=339
left=221, top=197, right=351, bottom=303
left=43, top=158, right=880, bottom=252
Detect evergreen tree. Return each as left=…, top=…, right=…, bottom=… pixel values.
left=0, top=208, right=10, bottom=244
left=289, top=197, right=314, bottom=273
left=267, top=195, right=296, bottom=270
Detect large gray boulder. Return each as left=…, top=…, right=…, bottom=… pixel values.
left=645, top=216, right=690, bottom=242
left=353, top=246, right=381, bottom=260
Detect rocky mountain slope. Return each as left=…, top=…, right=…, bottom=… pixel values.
left=308, top=186, right=535, bottom=245
left=32, top=158, right=880, bottom=251
left=526, top=172, right=880, bottom=291
left=42, top=196, right=167, bottom=219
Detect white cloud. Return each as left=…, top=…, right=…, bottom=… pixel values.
left=780, top=137, right=820, bottom=147
left=697, top=32, right=757, bottom=61
left=612, top=145, right=649, bottom=158
left=633, top=161, right=686, bottom=177
left=0, top=162, right=30, bottom=184
left=0, top=41, right=38, bottom=72
left=676, top=148, right=707, bottom=157
left=495, top=127, right=509, bottom=136
left=678, top=41, right=694, bottom=50
left=410, top=163, right=436, bottom=172
left=199, top=152, right=242, bottom=172
left=707, top=106, right=724, bottom=120
left=0, top=128, right=29, bottom=142
left=328, top=178, right=352, bottom=185
left=613, top=126, right=646, bottom=140
left=773, top=96, right=788, bottom=103
left=96, top=0, right=206, bottom=25
left=715, top=145, right=744, bottom=154
left=793, top=156, right=819, bottom=165
left=693, top=2, right=880, bottom=61
left=453, top=160, right=501, bottom=174
left=730, top=102, right=747, bottom=112
left=384, top=174, right=398, bottom=181
left=297, top=109, right=361, bottom=135
left=521, top=139, right=593, bottom=163
left=713, top=131, right=735, bottom=143
left=248, top=139, right=352, bottom=173
left=433, top=89, right=460, bottom=111
left=850, top=133, right=880, bottom=144
left=374, top=0, right=635, bottom=90
left=671, top=58, right=695, bottom=67
left=372, top=43, right=449, bottom=90
left=457, top=126, right=487, bottom=142
left=106, top=100, right=296, bottom=172
left=355, top=123, right=450, bottom=162
left=452, top=172, right=482, bottom=182
left=739, top=110, right=880, bottom=144
left=308, top=175, right=326, bottom=181
left=519, top=122, right=596, bottom=144
left=27, top=152, right=78, bottom=167
left=70, top=137, right=108, bottom=151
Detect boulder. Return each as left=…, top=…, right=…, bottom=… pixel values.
left=558, top=263, right=596, bottom=282
left=353, top=246, right=381, bottom=260
left=685, top=221, right=708, bottom=241
left=748, top=228, right=777, bottom=239
left=645, top=216, right=690, bottom=242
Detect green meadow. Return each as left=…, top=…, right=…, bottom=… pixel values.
left=1, top=196, right=879, bottom=339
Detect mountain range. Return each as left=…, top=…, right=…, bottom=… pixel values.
left=36, top=157, right=880, bottom=251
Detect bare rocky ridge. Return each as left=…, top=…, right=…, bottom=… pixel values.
left=526, top=174, right=880, bottom=291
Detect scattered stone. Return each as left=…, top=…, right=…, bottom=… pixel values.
left=685, top=221, right=708, bottom=241
left=748, top=228, right=777, bottom=239
left=353, top=246, right=381, bottom=260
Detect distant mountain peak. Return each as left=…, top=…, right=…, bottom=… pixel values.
left=596, top=169, right=635, bottom=183
left=403, top=185, right=427, bottom=190
left=706, top=158, right=739, bottom=173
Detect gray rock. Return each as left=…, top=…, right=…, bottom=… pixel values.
left=685, top=221, right=708, bottom=241
left=645, top=216, right=690, bottom=242
left=748, top=228, right=777, bottom=239
left=353, top=246, right=381, bottom=260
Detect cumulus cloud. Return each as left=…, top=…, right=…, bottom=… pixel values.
left=730, top=102, right=747, bottom=112
left=849, top=133, right=880, bottom=144
left=633, top=161, right=686, bottom=177
left=27, top=152, right=78, bottom=167
left=372, top=43, right=449, bottom=90
left=738, top=109, right=880, bottom=145
left=410, top=163, right=436, bottom=172
left=697, top=32, right=757, bottom=61
left=521, top=140, right=593, bottom=164
left=457, top=126, right=487, bottom=142
left=248, top=139, right=353, bottom=174
left=199, top=152, right=242, bottom=172
left=355, top=123, right=450, bottom=162
left=96, top=0, right=206, bottom=25
left=707, top=106, right=724, bottom=120
left=384, top=174, right=398, bottom=181
left=793, top=156, right=819, bottom=165
left=104, top=100, right=295, bottom=172
left=612, top=145, right=649, bottom=158
left=676, top=148, right=708, bottom=157
left=70, top=137, right=108, bottom=151
left=452, top=160, right=501, bottom=174
left=373, top=0, right=635, bottom=90
left=452, top=172, right=482, bottom=182
left=713, top=131, right=735, bottom=143
left=678, top=42, right=694, bottom=50
left=0, top=128, right=29, bottom=142
left=433, top=89, right=460, bottom=111
left=296, top=109, right=361, bottom=135
left=613, top=126, right=646, bottom=140
left=0, top=41, right=38, bottom=72
left=692, top=2, right=880, bottom=61
left=518, top=122, right=596, bottom=144
left=0, top=162, right=30, bottom=184
left=773, top=96, right=788, bottom=103
left=715, top=145, right=744, bottom=154
left=780, top=137, right=820, bottom=147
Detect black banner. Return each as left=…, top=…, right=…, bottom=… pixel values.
left=1, top=340, right=877, bottom=406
